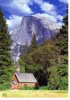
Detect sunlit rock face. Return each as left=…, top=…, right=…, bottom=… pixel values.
left=11, top=14, right=59, bottom=61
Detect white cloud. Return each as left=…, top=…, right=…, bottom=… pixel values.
left=6, top=15, right=22, bottom=31
left=14, top=0, right=32, bottom=4
left=33, top=0, right=57, bottom=16
left=0, top=0, right=33, bottom=15
left=41, top=2, right=55, bottom=12
left=11, top=0, right=33, bottom=14
left=22, top=4, right=33, bottom=14
left=37, top=2, right=57, bottom=16
left=9, top=0, right=33, bottom=14
left=59, top=0, right=68, bottom=3
left=33, top=0, right=43, bottom=5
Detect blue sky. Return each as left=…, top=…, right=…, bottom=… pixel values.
left=0, top=0, right=68, bottom=32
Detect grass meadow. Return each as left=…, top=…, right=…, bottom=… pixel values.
left=0, top=90, right=68, bottom=98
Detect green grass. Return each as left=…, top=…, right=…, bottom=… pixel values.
left=0, top=90, right=68, bottom=98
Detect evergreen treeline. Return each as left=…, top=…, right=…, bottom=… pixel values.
left=19, top=8, right=68, bottom=90
left=0, top=9, right=15, bottom=90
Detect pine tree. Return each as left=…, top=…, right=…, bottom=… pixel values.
left=56, top=7, right=68, bottom=55
left=55, top=6, right=68, bottom=65
left=0, top=9, right=12, bottom=84
left=31, top=33, right=38, bottom=50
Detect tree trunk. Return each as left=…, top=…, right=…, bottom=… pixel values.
left=56, top=52, right=61, bottom=65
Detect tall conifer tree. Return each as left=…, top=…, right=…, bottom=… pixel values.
left=31, top=33, right=38, bottom=50
left=0, top=9, right=12, bottom=84
left=56, top=7, right=68, bottom=55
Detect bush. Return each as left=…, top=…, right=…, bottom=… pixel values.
left=47, top=66, right=60, bottom=90
left=58, top=64, right=68, bottom=90
left=39, top=86, right=48, bottom=90
left=19, top=84, right=35, bottom=90
left=47, top=64, right=68, bottom=90
left=0, top=83, right=10, bottom=90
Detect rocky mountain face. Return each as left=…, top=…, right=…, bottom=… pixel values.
left=11, top=14, right=59, bottom=61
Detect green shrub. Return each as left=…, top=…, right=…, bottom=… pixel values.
left=47, top=64, right=68, bottom=90
left=58, top=64, right=68, bottom=90
left=39, top=86, right=48, bottom=90
left=0, top=83, right=10, bottom=90
left=47, top=66, right=60, bottom=90
left=19, top=84, right=35, bottom=90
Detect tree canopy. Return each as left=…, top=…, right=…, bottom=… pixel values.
left=0, top=9, right=14, bottom=86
